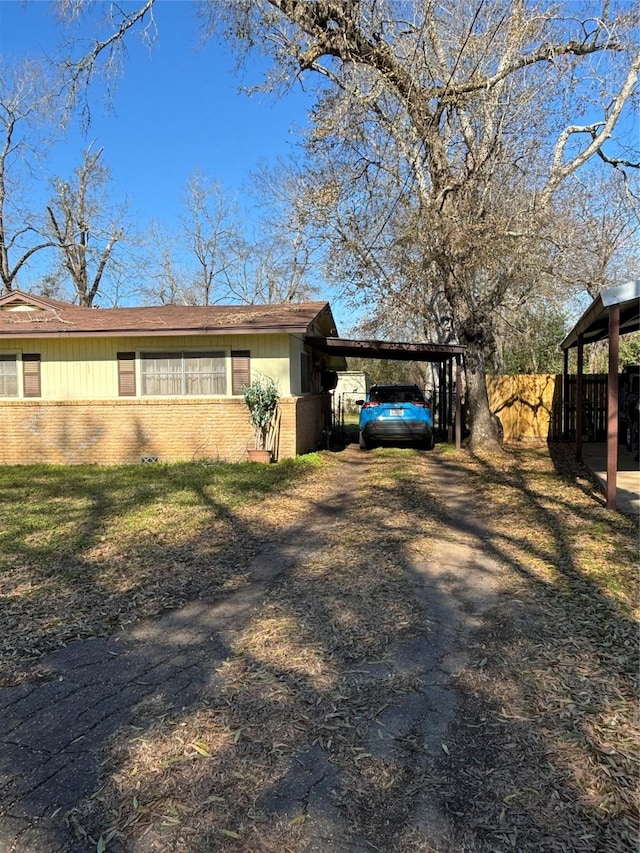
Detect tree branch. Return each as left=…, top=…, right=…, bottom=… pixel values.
left=61, top=0, right=157, bottom=117
left=542, top=47, right=640, bottom=203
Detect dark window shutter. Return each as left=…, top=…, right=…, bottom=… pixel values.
left=231, top=351, right=250, bottom=395
left=22, top=354, right=41, bottom=398
left=117, top=352, right=136, bottom=396
left=300, top=352, right=312, bottom=393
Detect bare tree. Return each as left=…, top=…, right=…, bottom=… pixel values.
left=55, top=0, right=158, bottom=127
left=0, top=59, right=58, bottom=293
left=173, top=170, right=240, bottom=306
left=231, top=159, right=322, bottom=304
left=140, top=221, right=187, bottom=305
left=223, top=229, right=317, bottom=304
left=53, top=0, right=639, bottom=447
left=202, top=0, right=639, bottom=449
left=554, top=170, right=640, bottom=300
left=46, top=146, right=126, bottom=306
left=144, top=163, right=319, bottom=307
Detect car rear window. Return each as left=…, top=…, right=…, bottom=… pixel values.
left=371, top=388, right=425, bottom=404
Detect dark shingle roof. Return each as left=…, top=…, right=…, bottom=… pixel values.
left=0, top=291, right=338, bottom=339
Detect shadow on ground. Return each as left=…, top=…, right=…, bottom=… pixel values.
left=0, top=444, right=637, bottom=852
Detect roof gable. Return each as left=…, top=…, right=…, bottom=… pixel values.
left=0, top=290, right=74, bottom=313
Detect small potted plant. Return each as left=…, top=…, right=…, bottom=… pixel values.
left=242, top=375, right=280, bottom=462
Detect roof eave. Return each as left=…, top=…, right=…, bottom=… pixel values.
left=0, top=323, right=315, bottom=339
left=560, top=294, right=605, bottom=351
left=306, top=336, right=466, bottom=362
left=0, top=295, right=333, bottom=339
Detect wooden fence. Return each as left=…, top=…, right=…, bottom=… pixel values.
left=486, top=374, right=609, bottom=442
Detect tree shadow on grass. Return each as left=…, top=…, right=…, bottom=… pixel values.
left=0, top=460, right=319, bottom=684
left=0, top=446, right=637, bottom=852
left=432, top=447, right=638, bottom=852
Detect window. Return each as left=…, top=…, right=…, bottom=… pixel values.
left=0, top=354, right=40, bottom=397
left=141, top=351, right=226, bottom=396
left=0, top=355, right=18, bottom=397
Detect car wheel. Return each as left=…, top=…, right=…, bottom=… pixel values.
left=359, top=431, right=370, bottom=450
left=426, top=433, right=435, bottom=450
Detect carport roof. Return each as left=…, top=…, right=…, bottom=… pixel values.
left=561, top=280, right=640, bottom=350
left=306, top=337, right=465, bottom=362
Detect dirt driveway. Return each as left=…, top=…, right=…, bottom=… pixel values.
left=1, top=444, right=637, bottom=852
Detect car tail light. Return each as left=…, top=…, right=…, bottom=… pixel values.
left=362, top=401, right=380, bottom=409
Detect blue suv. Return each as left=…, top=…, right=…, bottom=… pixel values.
left=357, top=384, right=434, bottom=450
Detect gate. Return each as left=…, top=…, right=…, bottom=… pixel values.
left=550, top=374, right=608, bottom=440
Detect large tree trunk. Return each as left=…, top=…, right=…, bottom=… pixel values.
left=444, top=267, right=503, bottom=453
left=463, top=338, right=502, bottom=453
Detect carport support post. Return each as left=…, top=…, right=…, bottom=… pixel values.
left=439, top=362, right=447, bottom=438
left=606, top=303, right=620, bottom=510
left=576, top=334, right=584, bottom=462
left=446, top=358, right=453, bottom=440
left=455, top=355, right=462, bottom=450
left=563, top=349, right=570, bottom=438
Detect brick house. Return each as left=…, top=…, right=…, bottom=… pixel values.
left=0, top=291, right=345, bottom=465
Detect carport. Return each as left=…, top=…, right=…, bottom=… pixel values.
left=306, top=336, right=466, bottom=449
left=560, top=280, right=640, bottom=511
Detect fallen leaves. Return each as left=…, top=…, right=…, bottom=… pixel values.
left=8, top=445, right=639, bottom=852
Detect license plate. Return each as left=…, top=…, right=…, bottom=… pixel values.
left=389, top=408, right=404, bottom=417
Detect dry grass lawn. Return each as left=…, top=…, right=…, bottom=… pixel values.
left=1, top=443, right=637, bottom=852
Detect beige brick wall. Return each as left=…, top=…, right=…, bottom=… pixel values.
left=0, top=395, right=330, bottom=465
left=294, top=394, right=332, bottom=454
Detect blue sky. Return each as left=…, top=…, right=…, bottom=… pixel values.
left=0, top=0, right=314, bottom=225
left=0, top=0, right=361, bottom=327
left=1, top=1, right=635, bottom=329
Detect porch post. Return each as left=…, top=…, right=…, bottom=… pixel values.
left=606, top=304, right=620, bottom=510
left=576, top=334, right=584, bottom=462
left=563, top=349, right=569, bottom=438
left=455, top=355, right=462, bottom=450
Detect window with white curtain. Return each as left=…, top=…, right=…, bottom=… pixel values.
left=141, top=351, right=226, bottom=396
left=0, top=355, right=18, bottom=397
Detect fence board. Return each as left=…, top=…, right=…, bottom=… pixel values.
left=487, top=374, right=610, bottom=441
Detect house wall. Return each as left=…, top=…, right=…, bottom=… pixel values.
left=0, top=332, right=335, bottom=464
left=335, top=371, right=370, bottom=398
left=0, top=394, right=329, bottom=465
left=3, top=333, right=293, bottom=400
left=0, top=398, right=252, bottom=465
left=289, top=335, right=305, bottom=395
left=334, top=371, right=370, bottom=414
